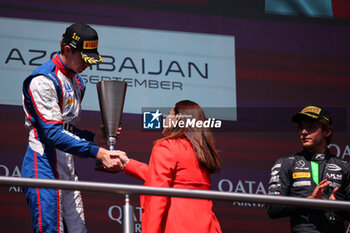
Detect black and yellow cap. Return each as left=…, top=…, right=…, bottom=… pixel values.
left=63, top=23, right=103, bottom=65
left=292, top=105, right=332, bottom=125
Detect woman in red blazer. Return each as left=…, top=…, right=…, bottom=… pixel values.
left=119, top=100, right=222, bottom=233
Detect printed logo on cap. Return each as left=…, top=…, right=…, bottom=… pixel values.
left=301, top=106, right=322, bottom=115
left=83, top=40, right=98, bottom=50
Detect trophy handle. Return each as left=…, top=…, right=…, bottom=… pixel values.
left=107, top=136, right=116, bottom=150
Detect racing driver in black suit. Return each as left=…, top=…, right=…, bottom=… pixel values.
left=266, top=105, right=350, bottom=233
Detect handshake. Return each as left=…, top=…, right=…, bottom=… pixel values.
left=93, top=125, right=129, bottom=172
left=95, top=148, right=129, bottom=173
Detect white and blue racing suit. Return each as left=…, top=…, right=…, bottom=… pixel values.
left=21, top=53, right=99, bottom=233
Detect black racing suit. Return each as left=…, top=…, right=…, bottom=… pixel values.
left=266, top=149, right=350, bottom=233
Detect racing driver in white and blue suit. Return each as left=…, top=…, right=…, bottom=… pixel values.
left=21, top=23, right=124, bottom=233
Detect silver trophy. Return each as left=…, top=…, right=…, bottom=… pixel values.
left=95, top=80, right=127, bottom=171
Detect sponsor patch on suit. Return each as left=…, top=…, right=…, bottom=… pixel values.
left=293, top=172, right=311, bottom=179
left=293, top=181, right=311, bottom=187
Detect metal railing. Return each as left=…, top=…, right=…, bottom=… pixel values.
left=1, top=176, right=350, bottom=232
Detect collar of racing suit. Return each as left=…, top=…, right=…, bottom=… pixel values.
left=302, top=148, right=332, bottom=161
left=52, top=52, right=76, bottom=78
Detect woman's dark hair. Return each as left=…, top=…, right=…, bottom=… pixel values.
left=157, top=100, right=221, bottom=173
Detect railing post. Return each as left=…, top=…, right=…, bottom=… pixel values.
left=123, top=194, right=134, bottom=233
